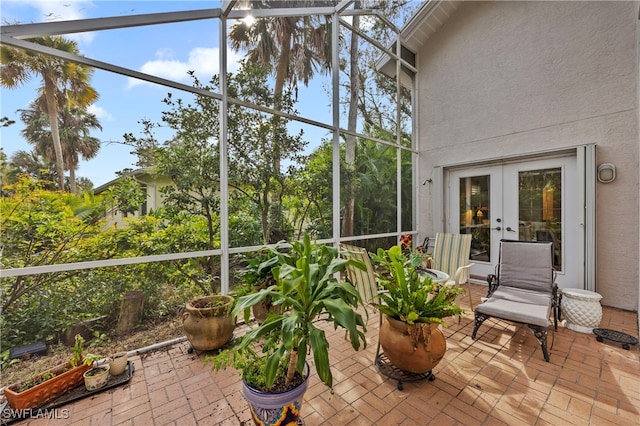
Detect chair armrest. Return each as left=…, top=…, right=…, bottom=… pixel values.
left=451, top=263, right=475, bottom=285
left=486, top=274, right=498, bottom=296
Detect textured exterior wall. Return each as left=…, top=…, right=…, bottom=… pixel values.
left=415, top=1, right=639, bottom=310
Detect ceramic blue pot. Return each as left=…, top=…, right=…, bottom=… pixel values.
left=242, top=363, right=309, bottom=426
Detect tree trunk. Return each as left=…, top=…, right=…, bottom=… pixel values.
left=116, top=291, right=145, bottom=335
left=69, top=167, right=77, bottom=194
left=44, top=76, right=65, bottom=191
left=342, top=7, right=360, bottom=238
left=271, top=19, right=293, bottom=175
left=285, top=348, right=299, bottom=387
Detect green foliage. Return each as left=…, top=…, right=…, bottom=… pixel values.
left=370, top=246, right=465, bottom=325
left=89, top=331, right=110, bottom=348
left=207, top=233, right=368, bottom=391
left=236, top=248, right=278, bottom=290
left=0, top=179, right=205, bottom=348
left=1, top=349, right=19, bottom=371
left=104, top=176, right=146, bottom=215
left=0, top=177, right=108, bottom=344
left=70, top=334, right=100, bottom=367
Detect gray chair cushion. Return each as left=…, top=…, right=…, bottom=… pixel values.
left=475, top=288, right=552, bottom=327
left=489, top=286, right=553, bottom=307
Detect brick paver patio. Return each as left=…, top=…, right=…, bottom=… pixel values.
left=6, top=283, right=639, bottom=426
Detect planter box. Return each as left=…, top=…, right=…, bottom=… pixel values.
left=4, top=362, right=91, bottom=410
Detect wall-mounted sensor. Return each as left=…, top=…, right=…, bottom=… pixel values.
left=597, top=163, right=616, bottom=183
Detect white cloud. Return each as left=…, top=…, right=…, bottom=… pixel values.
left=127, top=47, right=244, bottom=89
left=87, top=104, right=113, bottom=122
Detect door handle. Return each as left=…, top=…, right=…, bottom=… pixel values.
left=491, top=227, right=501, bottom=231
left=505, top=227, right=516, bottom=232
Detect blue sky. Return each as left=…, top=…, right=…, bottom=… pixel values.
left=0, top=0, right=337, bottom=187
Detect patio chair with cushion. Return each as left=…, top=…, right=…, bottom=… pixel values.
left=428, top=233, right=475, bottom=309
left=471, top=239, right=559, bottom=362
left=341, top=243, right=380, bottom=308
left=340, top=244, right=386, bottom=359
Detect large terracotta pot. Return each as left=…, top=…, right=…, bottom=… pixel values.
left=182, top=295, right=235, bottom=351
left=379, top=314, right=446, bottom=374
left=242, top=363, right=309, bottom=426
left=4, top=362, right=91, bottom=410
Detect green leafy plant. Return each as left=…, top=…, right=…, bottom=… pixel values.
left=231, top=248, right=281, bottom=322
left=370, top=245, right=465, bottom=325
left=1, top=349, right=19, bottom=370
left=10, top=335, right=101, bottom=394
left=70, top=334, right=101, bottom=367
left=89, top=330, right=111, bottom=349
left=207, top=233, right=368, bottom=392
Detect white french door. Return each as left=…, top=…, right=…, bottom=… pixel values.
left=447, top=156, right=578, bottom=289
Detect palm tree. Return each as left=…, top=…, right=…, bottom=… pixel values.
left=58, top=106, right=101, bottom=193
left=229, top=1, right=333, bottom=107
left=342, top=1, right=361, bottom=237
left=7, top=150, right=57, bottom=189
left=229, top=1, right=334, bottom=242
left=1, top=36, right=98, bottom=191
left=20, top=102, right=101, bottom=193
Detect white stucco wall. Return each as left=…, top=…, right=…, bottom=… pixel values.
left=415, top=1, right=639, bottom=310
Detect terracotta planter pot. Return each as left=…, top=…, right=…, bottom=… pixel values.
left=379, top=315, right=446, bottom=374
left=182, top=295, right=235, bottom=351
left=252, top=297, right=284, bottom=324
left=242, top=363, right=309, bottom=426
left=4, top=362, right=91, bottom=410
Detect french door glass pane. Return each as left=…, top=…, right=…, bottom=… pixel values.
left=459, top=175, right=490, bottom=262
left=518, top=168, right=562, bottom=271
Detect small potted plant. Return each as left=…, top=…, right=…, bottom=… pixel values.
left=83, top=363, right=110, bottom=391
left=4, top=335, right=100, bottom=410
left=234, top=247, right=281, bottom=324
left=370, top=245, right=465, bottom=374
left=207, top=233, right=368, bottom=426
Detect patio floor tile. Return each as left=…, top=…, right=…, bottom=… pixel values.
left=4, top=283, right=638, bottom=426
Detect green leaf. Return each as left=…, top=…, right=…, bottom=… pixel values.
left=309, top=326, right=331, bottom=388
left=323, top=298, right=365, bottom=350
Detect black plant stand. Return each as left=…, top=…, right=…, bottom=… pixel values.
left=593, top=328, right=639, bottom=350
left=375, top=352, right=435, bottom=391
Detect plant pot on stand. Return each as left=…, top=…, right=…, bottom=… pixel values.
left=378, top=315, right=446, bottom=374
left=370, top=245, right=464, bottom=389
left=182, top=295, right=235, bottom=352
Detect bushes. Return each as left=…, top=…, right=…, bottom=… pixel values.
left=0, top=178, right=219, bottom=348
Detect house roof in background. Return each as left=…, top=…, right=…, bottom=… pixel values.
left=93, top=168, right=152, bottom=194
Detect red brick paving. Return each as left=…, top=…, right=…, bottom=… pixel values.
left=6, top=284, right=639, bottom=425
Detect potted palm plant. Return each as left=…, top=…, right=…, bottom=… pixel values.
left=207, top=233, right=368, bottom=426
left=370, top=245, right=465, bottom=374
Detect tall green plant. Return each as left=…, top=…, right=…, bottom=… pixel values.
left=208, top=234, right=367, bottom=391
